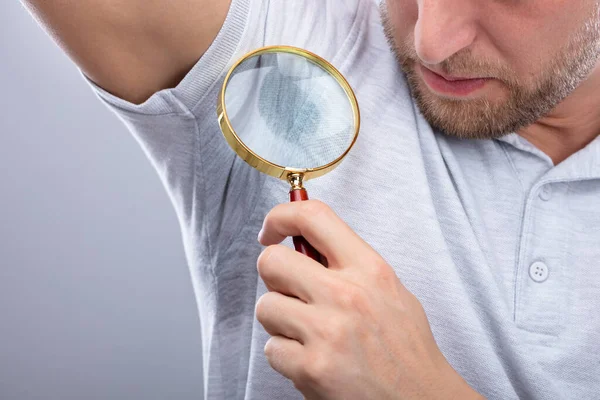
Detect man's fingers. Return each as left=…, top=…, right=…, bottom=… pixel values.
left=256, top=291, right=312, bottom=343
left=264, top=335, right=304, bottom=382
left=258, top=200, right=375, bottom=268
left=257, top=244, right=330, bottom=303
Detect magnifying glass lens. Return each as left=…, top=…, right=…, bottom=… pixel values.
left=224, top=52, right=356, bottom=170
left=218, top=47, right=360, bottom=263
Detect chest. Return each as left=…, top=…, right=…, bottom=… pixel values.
left=256, top=107, right=600, bottom=342
left=241, top=100, right=600, bottom=399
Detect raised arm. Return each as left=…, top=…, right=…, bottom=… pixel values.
left=21, top=0, right=231, bottom=104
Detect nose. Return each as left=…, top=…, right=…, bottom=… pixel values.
left=414, top=0, right=478, bottom=65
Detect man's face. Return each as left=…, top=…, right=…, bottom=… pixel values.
left=381, top=0, right=600, bottom=139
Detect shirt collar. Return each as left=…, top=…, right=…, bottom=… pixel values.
left=496, top=133, right=600, bottom=183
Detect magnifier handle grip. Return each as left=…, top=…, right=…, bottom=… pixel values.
left=289, top=189, right=323, bottom=264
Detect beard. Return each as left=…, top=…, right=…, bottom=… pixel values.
left=379, top=2, right=600, bottom=140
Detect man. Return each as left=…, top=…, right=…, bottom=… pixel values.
left=22, top=0, right=600, bottom=398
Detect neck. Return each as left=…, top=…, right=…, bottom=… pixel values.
left=517, top=61, right=600, bottom=165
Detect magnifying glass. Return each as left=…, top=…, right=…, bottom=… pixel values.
left=217, top=46, right=360, bottom=264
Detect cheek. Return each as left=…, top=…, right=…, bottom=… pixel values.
left=481, top=23, right=536, bottom=81
left=481, top=1, right=590, bottom=80
left=386, top=0, right=418, bottom=42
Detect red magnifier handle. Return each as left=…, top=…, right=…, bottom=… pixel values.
left=289, top=188, right=323, bottom=264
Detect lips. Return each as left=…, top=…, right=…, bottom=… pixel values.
left=418, top=64, right=491, bottom=97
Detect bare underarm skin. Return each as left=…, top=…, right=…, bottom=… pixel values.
left=21, top=0, right=231, bottom=104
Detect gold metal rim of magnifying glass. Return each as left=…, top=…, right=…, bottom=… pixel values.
left=217, top=45, right=361, bottom=182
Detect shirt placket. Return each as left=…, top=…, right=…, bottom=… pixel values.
left=514, top=179, right=569, bottom=336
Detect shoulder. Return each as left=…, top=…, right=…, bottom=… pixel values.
left=260, top=0, right=371, bottom=58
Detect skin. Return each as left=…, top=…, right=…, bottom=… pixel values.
left=383, top=0, right=600, bottom=164
left=256, top=200, right=484, bottom=399
left=23, top=0, right=600, bottom=398
left=21, top=0, right=231, bottom=104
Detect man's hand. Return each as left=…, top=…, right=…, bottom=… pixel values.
left=256, top=200, right=483, bottom=400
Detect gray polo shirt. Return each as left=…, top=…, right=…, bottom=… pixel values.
left=86, top=0, right=600, bottom=398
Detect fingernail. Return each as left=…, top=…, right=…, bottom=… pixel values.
left=257, top=228, right=264, bottom=243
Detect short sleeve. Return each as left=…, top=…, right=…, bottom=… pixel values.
left=81, top=0, right=266, bottom=262
left=83, top=0, right=366, bottom=268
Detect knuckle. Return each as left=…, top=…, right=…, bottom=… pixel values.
left=335, top=282, right=376, bottom=320
left=337, top=283, right=367, bottom=310
left=263, top=203, right=284, bottom=225
left=315, top=316, right=346, bottom=345
left=323, top=275, right=347, bottom=299
left=302, top=352, right=331, bottom=386
left=262, top=205, right=283, bottom=233
left=371, top=257, right=395, bottom=283
left=298, top=200, right=330, bottom=222
left=256, top=245, right=283, bottom=276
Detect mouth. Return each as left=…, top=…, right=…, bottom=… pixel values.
left=418, top=64, right=493, bottom=97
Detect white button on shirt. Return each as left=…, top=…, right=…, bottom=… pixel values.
left=529, top=261, right=549, bottom=283
left=539, top=185, right=552, bottom=201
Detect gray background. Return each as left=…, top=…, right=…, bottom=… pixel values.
left=0, top=2, right=204, bottom=399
